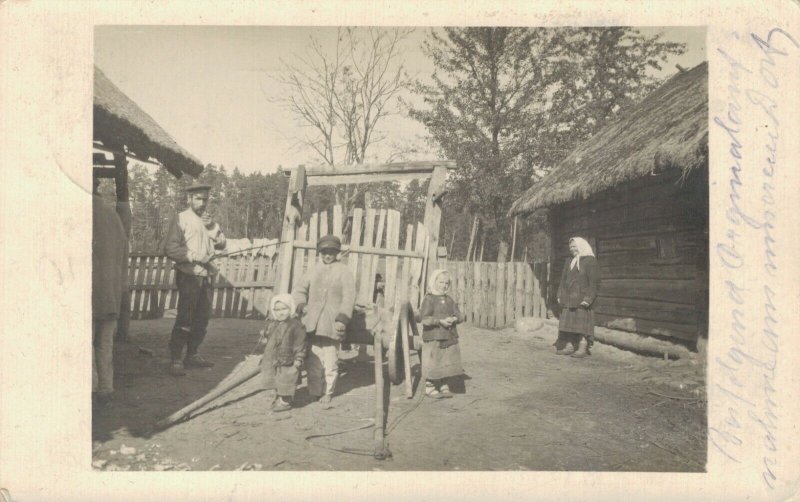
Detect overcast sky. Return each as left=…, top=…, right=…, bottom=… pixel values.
left=95, top=26, right=706, bottom=175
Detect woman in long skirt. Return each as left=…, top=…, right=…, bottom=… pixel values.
left=555, top=237, right=599, bottom=358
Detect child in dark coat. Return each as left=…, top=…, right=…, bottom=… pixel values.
left=419, top=269, right=465, bottom=398
left=258, top=294, right=306, bottom=412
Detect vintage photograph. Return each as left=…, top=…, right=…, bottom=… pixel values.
left=91, top=25, right=708, bottom=471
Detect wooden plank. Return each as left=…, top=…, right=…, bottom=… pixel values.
left=167, top=265, right=179, bottom=310
left=277, top=166, right=305, bottom=294
left=594, top=313, right=699, bottom=342
left=141, top=256, right=156, bottom=319
left=213, top=257, right=225, bottom=317
left=367, top=209, right=387, bottom=304
left=293, top=220, right=309, bottom=286
left=293, top=240, right=425, bottom=258
left=597, top=235, right=658, bottom=254
left=229, top=256, right=242, bottom=317
left=319, top=209, right=329, bottom=238
left=533, top=263, right=542, bottom=318
left=332, top=205, right=343, bottom=238
left=474, top=262, right=482, bottom=327
left=409, top=223, right=427, bottom=307
left=349, top=208, right=364, bottom=283
left=149, top=256, right=165, bottom=318
left=308, top=171, right=437, bottom=186
left=506, top=262, right=515, bottom=325
left=131, top=256, right=146, bottom=320
left=515, top=262, right=524, bottom=321
left=157, top=258, right=172, bottom=316
left=600, top=279, right=699, bottom=303
left=423, top=165, right=447, bottom=279
left=464, top=262, right=473, bottom=324
left=399, top=224, right=414, bottom=304
left=358, top=208, right=376, bottom=304
left=384, top=210, right=400, bottom=309
left=495, top=262, right=505, bottom=328
left=596, top=248, right=699, bottom=267
left=594, top=296, right=699, bottom=325
left=308, top=211, right=319, bottom=268
left=457, top=261, right=467, bottom=323
left=599, top=263, right=698, bottom=280
left=303, top=160, right=455, bottom=178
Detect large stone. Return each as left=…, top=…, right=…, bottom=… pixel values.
left=514, top=317, right=544, bottom=333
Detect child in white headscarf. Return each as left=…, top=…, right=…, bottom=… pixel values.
left=418, top=269, right=466, bottom=398
left=258, top=294, right=307, bottom=411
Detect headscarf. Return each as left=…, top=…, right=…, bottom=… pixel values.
left=427, top=268, right=451, bottom=296
left=270, top=293, right=296, bottom=320
left=569, top=237, right=595, bottom=271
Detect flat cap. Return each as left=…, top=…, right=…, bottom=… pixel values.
left=186, top=183, right=212, bottom=193
left=317, top=234, right=342, bottom=252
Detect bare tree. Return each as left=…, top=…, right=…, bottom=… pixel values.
left=274, top=27, right=413, bottom=215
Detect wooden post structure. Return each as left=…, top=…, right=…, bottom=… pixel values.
left=113, top=150, right=132, bottom=342
left=510, top=216, right=518, bottom=263
left=422, top=165, right=447, bottom=290
left=277, top=166, right=306, bottom=294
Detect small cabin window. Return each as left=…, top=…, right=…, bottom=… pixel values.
left=656, top=234, right=677, bottom=259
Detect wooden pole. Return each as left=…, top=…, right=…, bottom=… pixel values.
left=510, top=217, right=518, bottom=263
left=466, top=216, right=478, bottom=262
left=154, top=360, right=262, bottom=430
left=277, top=166, right=306, bottom=294
left=373, top=335, right=391, bottom=460
left=422, top=165, right=447, bottom=283
left=479, top=231, right=486, bottom=262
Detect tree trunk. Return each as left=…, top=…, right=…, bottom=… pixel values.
left=497, top=241, right=508, bottom=263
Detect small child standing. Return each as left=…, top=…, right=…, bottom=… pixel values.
left=419, top=269, right=465, bottom=399
left=292, top=235, right=356, bottom=407
left=258, top=294, right=306, bottom=412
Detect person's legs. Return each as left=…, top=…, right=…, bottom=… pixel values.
left=185, top=277, right=213, bottom=367
left=94, top=318, right=116, bottom=396
left=320, top=340, right=340, bottom=399
left=306, top=339, right=325, bottom=398
left=169, top=271, right=197, bottom=374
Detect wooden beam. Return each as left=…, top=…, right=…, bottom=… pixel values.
left=277, top=168, right=306, bottom=294
left=422, top=165, right=447, bottom=276
left=307, top=171, right=435, bottom=187
left=303, top=160, right=456, bottom=177
left=293, top=240, right=425, bottom=259
left=93, top=167, right=116, bottom=179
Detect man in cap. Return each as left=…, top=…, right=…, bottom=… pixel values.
left=163, top=183, right=226, bottom=376
left=292, top=234, right=355, bottom=406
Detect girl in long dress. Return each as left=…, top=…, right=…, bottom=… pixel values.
left=419, top=269, right=466, bottom=398
left=259, top=294, right=307, bottom=411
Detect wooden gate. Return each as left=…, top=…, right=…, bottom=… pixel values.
left=289, top=205, right=429, bottom=312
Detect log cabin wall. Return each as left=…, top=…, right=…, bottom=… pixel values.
left=549, top=167, right=709, bottom=347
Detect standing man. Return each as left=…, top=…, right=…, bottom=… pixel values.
left=92, top=180, right=129, bottom=406
left=163, top=184, right=226, bottom=376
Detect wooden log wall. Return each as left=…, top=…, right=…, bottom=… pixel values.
left=444, top=260, right=550, bottom=329
left=549, top=169, right=709, bottom=344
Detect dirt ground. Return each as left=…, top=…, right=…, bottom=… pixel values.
left=92, top=318, right=706, bottom=471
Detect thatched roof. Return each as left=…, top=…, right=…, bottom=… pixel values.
left=509, top=62, right=707, bottom=215
left=93, top=66, right=203, bottom=178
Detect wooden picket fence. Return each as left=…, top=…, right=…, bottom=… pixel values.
left=127, top=252, right=279, bottom=320
left=444, top=260, right=550, bottom=329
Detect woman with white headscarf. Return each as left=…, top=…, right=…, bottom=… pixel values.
left=555, top=237, right=599, bottom=358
